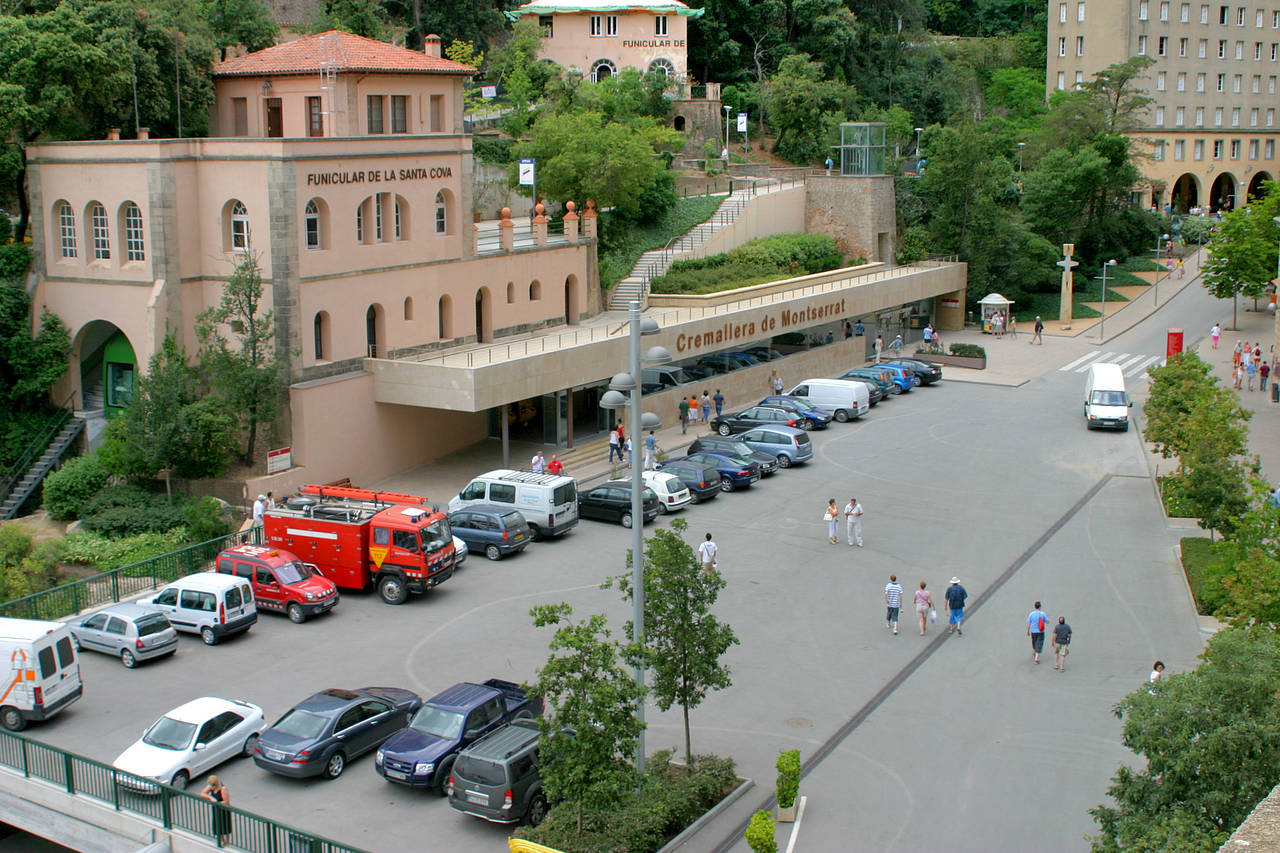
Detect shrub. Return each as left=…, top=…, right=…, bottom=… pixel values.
left=473, top=135, right=514, bottom=165
left=183, top=497, right=232, bottom=543
left=0, top=244, right=31, bottom=280
left=79, top=485, right=188, bottom=537
left=727, top=233, right=841, bottom=275
left=42, top=454, right=109, bottom=520
left=775, top=749, right=800, bottom=808
left=745, top=810, right=777, bottom=853
left=949, top=343, right=987, bottom=359
left=896, top=225, right=929, bottom=265
left=61, top=530, right=189, bottom=571
left=0, top=524, right=33, bottom=568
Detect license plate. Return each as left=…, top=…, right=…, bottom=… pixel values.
left=466, top=791, right=488, bottom=804
left=385, top=769, right=408, bottom=780
left=265, top=748, right=286, bottom=761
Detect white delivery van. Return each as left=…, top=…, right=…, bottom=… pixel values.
left=0, top=617, right=83, bottom=731
left=450, top=470, right=579, bottom=540
left=786, top=379, right=870, bottom=422
left=1084, top=362, right=1132, bottom=431
left=138, top=574, right=257, bottom=646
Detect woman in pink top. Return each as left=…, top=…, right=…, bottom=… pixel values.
left=914, top=581, right=934, bottom=636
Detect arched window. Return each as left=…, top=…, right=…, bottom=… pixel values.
left=356, top=197, right=368, bottom=243
left=434, top=191, right=448, bottom=235
left=313, top=311, right=330, bottom=360
left=648, top=58, right=675, bottom=77
left=305, top=199, right=322, bottom=250
left=394, top=196, right=407, bottom=240
left=56, top=201, right=77, bottom=259
left=506, top=282, right=515, bottom=303
left=122, top=202, right=144, bottom=261
left=229, top=200, right=249, bottom=251
left=89, top=202, right=110, bottom=260
left=403, top=296, right=414, bottom=320
left=374, top=193, right=385, bottom=241
left=529, top=280, right=541, bottom=301
left=591, top=59, right=617, bottom=82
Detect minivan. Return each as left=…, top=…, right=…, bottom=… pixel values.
left=448, top=720, right=548, bottom=826
left=139, top=573, right=257, bottom=645
left=447, top=504, right=532, bottom=561
left=736, top=425, right=814, bottom=467
left=215, top=543, right=339, bottom=623
left=0, top=617, right=83, bottom=731
left=786, top=379, right=869, bottom=422
left=1085, top=362, right=1131, bottom=431
left=450, top=470, right=578, bottom=540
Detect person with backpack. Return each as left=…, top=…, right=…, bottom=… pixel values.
left=1026, top=601, right=1048, bottom=664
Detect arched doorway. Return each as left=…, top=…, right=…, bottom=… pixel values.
left=564, top=274, right=580, bottom=325
left=1171, top=173, right=1199, bottom=213
left=366, top=303, right=385, bottom=357
left=1248, top=171, right=1273, bottom=201
left=474, top=287, right=492, bottom=343
left=674, top=115, right=686, bottom=132
left=72, top=320, right=135, bottom=416
left=1210, top=173, right=1237, bottom=212
left=438, top=294, right=453, bottom=339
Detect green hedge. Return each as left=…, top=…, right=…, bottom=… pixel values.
left=473, top=135, right=514, bottom=165
left=43, top=454, right=109, bottom=520
left=79, top=485, right=189, bottom=537
left=651, top=233, right=843, bottom=295
left=949, top=342, right=986, bottom=359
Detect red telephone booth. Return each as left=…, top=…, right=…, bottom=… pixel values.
left=1167, top=328, right=1184, bottom=356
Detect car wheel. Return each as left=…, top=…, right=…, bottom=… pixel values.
left=526, top=792, right=549, bottom=827
left=242, top=733, right=259, bottom=757
left=435, top=758, right=454, bottom=796
left=689, top=491, right=702, bottom=504
left=801, top=418, right=814, bottom=430
left=485, top=544, right=502, bottom=561
left=833, top=409, right=850, bottom=423
left=200, top=626, right=217, bottom=646
left=716, top=423, right=732, bottom=436
left=323, top=751, right=346, bottom=779
left=171, top=770, right=189, bottom=789
left=777, top=454, right=792, bottom=469
left=120, top=649, right=137, bottom=668
left=528, top=524, right=543, bottom=542
left=720, top=479, right=733, bottom=493
left=0, top=706, right=26, bottom=732
left=620, top=512, right=633, bottom=528
left=287, top=603, right=306, bottom=624
left=657, top=501, right=669, bottom=514
left=378, top=576, right=408, bottom=605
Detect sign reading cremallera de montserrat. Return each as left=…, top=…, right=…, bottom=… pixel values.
left=305, top=166, right=454, bottom=186
left=674, top=298, right=847, bottom=353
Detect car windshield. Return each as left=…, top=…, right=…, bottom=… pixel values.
left=273, top=561, right=313, bottom=584
left=421, top=518, right=452, bottom=553
left=409, top=705, right=464, bottom=739
left=454, top=755, right=507, bottom=786
left=135, top=613, right=171, bottom=636
left=143, top=716, right=197, bottom=750
left=271, top=709, right=329, bottom=740
left=1091, top=390, right=1127, bottom=406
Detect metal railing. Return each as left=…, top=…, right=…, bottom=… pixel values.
left=0, top=728, right=368, bottom=853
left=0, top=391, right=77, bottom=506
left=0, top=527, right=262, bottom=622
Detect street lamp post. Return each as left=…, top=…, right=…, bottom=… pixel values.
left=914, top=126, right=923, bottom=159
left=598, top=301, right=669, bottom=778
left=1154, top=232, right=1170, bottom=305
left=723, top=104, right=731, bottom=159
left=1017, top=141, right=1025, bottom=173
left=1097, top=259, right=1117, bottom=340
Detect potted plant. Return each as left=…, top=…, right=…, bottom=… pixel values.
left=775, top=749, right=801, bottom=822
left=745, top=809, right=777, bottom=853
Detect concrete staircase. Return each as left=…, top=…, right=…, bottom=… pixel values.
left=1, top=415, right=86, bottom=520
left=607, top=188, right=754, bottom=311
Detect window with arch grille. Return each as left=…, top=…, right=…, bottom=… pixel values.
left=231, top=201, right=249, bottom=251
left=58, top=202, right=77, bottom=258
left=90, top=203, right=110, bottom=259
left=435, top=191, right=447, bottom=234
left=124, top=203, right=145, bottom=261
left=305, top=200, right=321, bottom=249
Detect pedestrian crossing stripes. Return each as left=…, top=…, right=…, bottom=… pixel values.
left=1057, top=351, right=1165, bottom=378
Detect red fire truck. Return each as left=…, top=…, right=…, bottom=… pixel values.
left=263, top=484, right=456, bottom=605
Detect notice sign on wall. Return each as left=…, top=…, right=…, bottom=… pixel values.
left=518, top=159, right=536, bottom=186
left=481, top=86, right=497, bottom=99
left=267, top=447, right=292, bottom=475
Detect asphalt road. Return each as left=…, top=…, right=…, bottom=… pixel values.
left=32, top=285, right=1217, bottom=853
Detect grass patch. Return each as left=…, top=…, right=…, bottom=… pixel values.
left=599, top=196, right=725, bottom=290
left=1180, top=535, right=1215, bottom=614
left=650, top=233, right=843, bottom=295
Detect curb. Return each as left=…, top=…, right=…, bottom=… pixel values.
left=658, top=776, right=756, bottom=853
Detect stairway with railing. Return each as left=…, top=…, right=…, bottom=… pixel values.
left=1, top=393, right=84, bottom=521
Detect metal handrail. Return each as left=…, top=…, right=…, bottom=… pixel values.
left=0, top=390, right=77, bottom=501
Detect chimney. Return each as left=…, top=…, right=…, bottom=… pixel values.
left=106, top=128, right=120, bottom=141
left=137, top=127, right=150, bottom=140
left=424, top=33, right=442, bottom=57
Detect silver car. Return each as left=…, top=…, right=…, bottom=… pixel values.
left=71, top=604, right=178, bottom=668
left=736, top=425, right=814, bottom=467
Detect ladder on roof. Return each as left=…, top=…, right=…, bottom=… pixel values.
left=317, top=34, right=344, bottom=133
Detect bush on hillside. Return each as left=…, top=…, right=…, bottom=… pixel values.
left=0, top=244, right=31, bottom=280
left=43, top=454, right=110, bottom=520
left=651, top=233, right=844, bottom=295
left=79, top=485, right=187, bottom=537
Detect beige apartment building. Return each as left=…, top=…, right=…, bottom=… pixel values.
left=507, top=0, right=702, bottom=81
left=1048, top=0, right=1280, bottom=212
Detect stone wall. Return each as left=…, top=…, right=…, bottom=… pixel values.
left=672, top=98, right=724, bottom=160
left=804, top=175, right=897, bottom=264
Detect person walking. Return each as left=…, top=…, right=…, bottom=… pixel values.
left=623, top=435, right=633, bottom=464
left=885, top=574, right=904, bottom=635
left=873, top=335, right=884, bottom=364
left=1247, top=355, right=1257, bottom=391
left=697, top=532, right=718, bottom=576
left=890, top=334, right=903, bottom=354
left=1026, top=601, right=1048, bottom=664
left=252, top=494, right=266, bottom=527
left=644, top=431, right=658, bottom=470
left=700, top=390, right=712, bottom=423
left=824, top=499, right=839, bottom=544
left=1008, top=315, right=1018, bottom=338
left=608, top=426, right=622, bottom=463
left=531, top=450, right=545, bottom=474
left=1262, top=359, right=1270, bottom=391
left=1233, top=340, right=1243, bottom=370
left=945, top=577, right=968, bottom=635
left=688, top=393, right=701, bottom=426
left=1032, top=316, right=1044, bottom=345
left=914, top=581, right=934, bottom=636
left=547, top=455, right=564, bottom=475
left=201, top=775, right=232, bottom=845
left=770, top=370, right=784, bottom=395
left=1211, top=323, right=1221, bottom=349
left=678, top=397, right=690, bottom=434
left=713, top=389, right=725, bottom=416
left=1052, top=616, right=1071, bottom=671
left=843, top=497, right=864, bottom=547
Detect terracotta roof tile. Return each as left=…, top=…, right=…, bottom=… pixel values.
left=213, top=30, right=476, bottom=77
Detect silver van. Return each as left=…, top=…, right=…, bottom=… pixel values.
left=138, top=573, right=257, bottom=645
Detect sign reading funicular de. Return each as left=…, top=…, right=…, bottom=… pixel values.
left=674, top=298, right=848, bottom=354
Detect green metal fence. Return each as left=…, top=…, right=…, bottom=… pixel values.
left=0, top=527, right=263, bottom=622
left=0, top=728, right=369, bottom=852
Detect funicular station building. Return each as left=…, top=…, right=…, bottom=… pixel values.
left=27, top=31, right=966, bottom=493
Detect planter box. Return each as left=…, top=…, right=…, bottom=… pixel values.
left=776, top=799, right=799, bottom=822
left=913, top=353, right=986, bottom=369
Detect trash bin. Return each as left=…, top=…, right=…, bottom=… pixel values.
left=1271, top=382, right=1278, bottom=403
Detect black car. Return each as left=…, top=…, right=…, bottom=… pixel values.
left=884, top=358, right=943, bottom=385
left=757, top=395, right=834, bottom=429
left=577, top=481, right=661, bottom=528
left=845, top=378, right=884, bottom=406
left=253, top=687, right=423, bottom=780
left=655, top=460, right=723, bottom=503
left=709, top=405, right=805, bottom=436
left=687, top=436, right=781, bottom=476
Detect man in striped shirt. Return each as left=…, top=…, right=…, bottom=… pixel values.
left=885, top=574, right=904, bottom=635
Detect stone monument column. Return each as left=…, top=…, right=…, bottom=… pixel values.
left=1058, top=244, right=1079, bottom=330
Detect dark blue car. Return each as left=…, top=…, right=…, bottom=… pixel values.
left=758, top=395, right=834, bottom=429
left=681, top=451, right=762, bottom=492
left=447, top=504, right=531, bottom=561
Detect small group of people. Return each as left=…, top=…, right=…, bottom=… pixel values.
left=823, top=497, right=863, bottom=546
left=677, top=389, right=726, bottom=433
left=1026, top=601, right=1072, bottom=670
left=921, top=323, right=941, bottom=350
left=880, top=576, right=967, bottom=637
left=529, top=450, right=564, bottom=475
left=989, top=311, right=1010, bottom=338
left=871, top=334, right=901, bottom=363
left=1231, top=339, right=1270, bottom=392
left=607, top=420, right=629, bottom=464
left=251, top=492, right=277, bottom=526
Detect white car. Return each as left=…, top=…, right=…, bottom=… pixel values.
left=640, top=471, right=692, bottom=514
left=113, top=697, right=266, bottom=790
left=453, top=535, right=468, bottom=566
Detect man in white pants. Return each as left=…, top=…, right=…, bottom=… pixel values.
left=697, top=532, right=718, bottom=575
left=844, top=497, right=864, bottom=547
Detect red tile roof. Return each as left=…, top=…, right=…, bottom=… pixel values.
left=213, top=31, right=476, bottom=77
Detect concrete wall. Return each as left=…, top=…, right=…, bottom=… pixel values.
left=804, top=175, right=897, bottom=263
left=696, top=185, right=807, bottom=258
left=672, top=98, right=724, bottom=159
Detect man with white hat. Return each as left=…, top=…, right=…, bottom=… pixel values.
left=252, top=494, right=267, bottom=527
left=945, top=576, right=968, bottom=635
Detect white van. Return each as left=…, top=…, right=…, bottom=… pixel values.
left=786, top=379, right=870, bottom=422
left=450, top=470, right=579, bottom=540
left=1085, top=362, right=1132, bottom=431
left=0, top=617, right=83, bottom=731
left=138, top=574, right=257, bottom=646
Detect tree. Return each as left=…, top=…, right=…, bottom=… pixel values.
left=195, top=252, right=284, bottom=465
left=529, top=603, right=646, bottom=834
left=606, top=518, right=739, bottom=765
left=763, top=53, right=855, bottom=164
left=1043, top=56, right=1157, bottom=145
left=1143, top=351, right=1249, bottom=465
left=444, top=39, right=485, bottom=115
left=1090, top=627, right=1280, bottom=853
left=202, top=0, right=279, bottom=61
left=310, top=0, right=388, bottom=38
left=0, top=281, right=69, bottom=469
left=388, top=0, right=509, bottom=53
left=1202, top=184, right=1280, bottom=328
